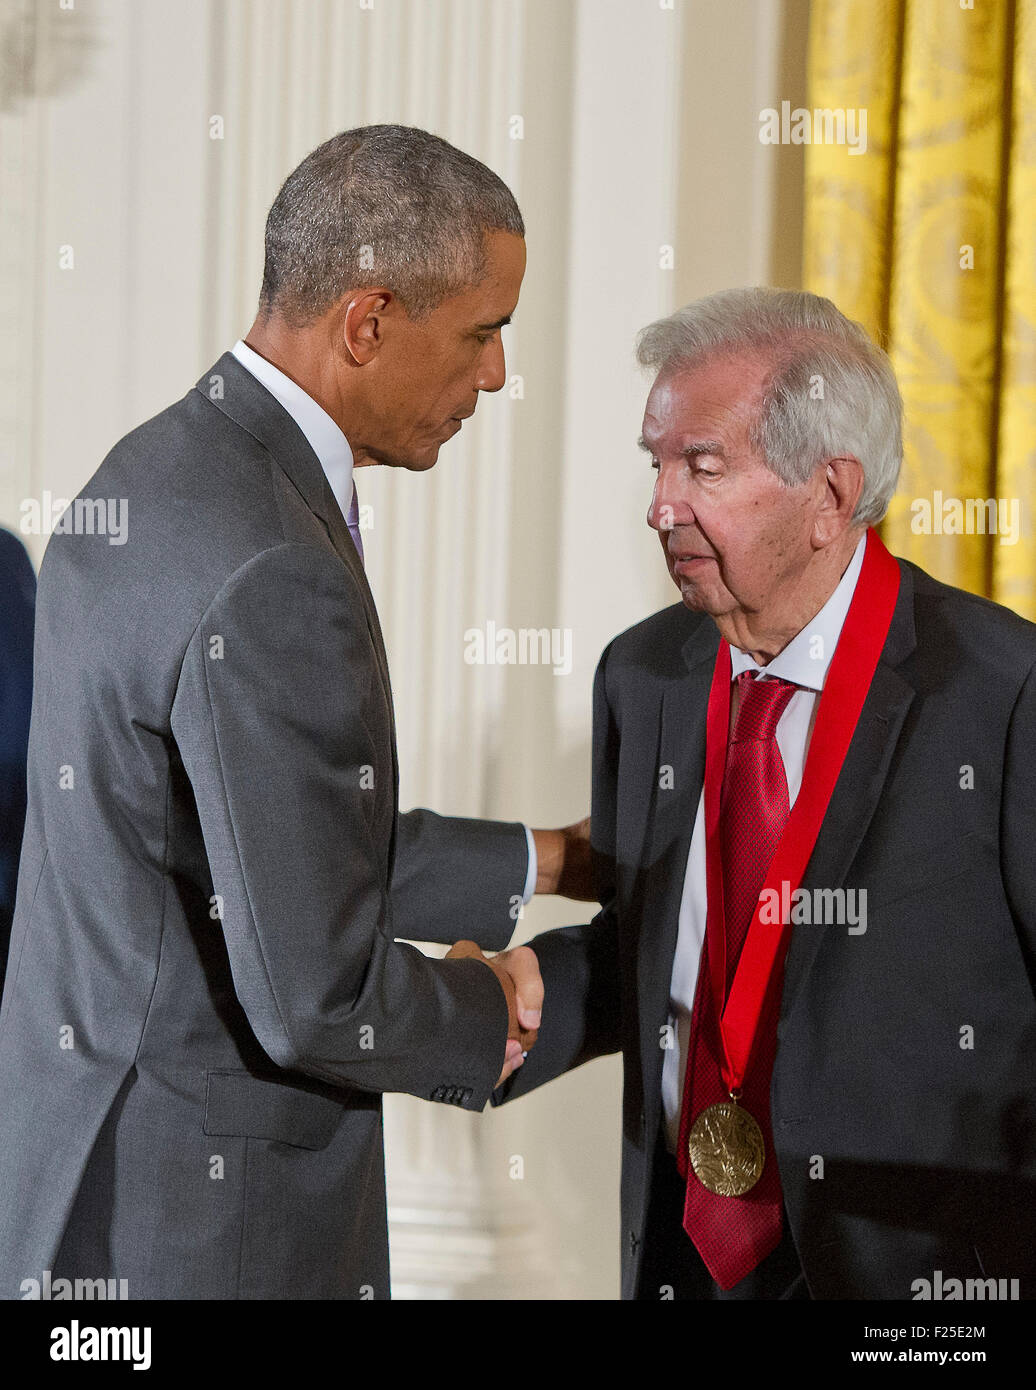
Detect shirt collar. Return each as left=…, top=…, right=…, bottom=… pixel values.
left=729, top=532, right=867, bottom=692
left=230, top=339, right=354, bottom=521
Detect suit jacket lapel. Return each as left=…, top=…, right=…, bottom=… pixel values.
left=315, top=469, right=401, bottom=823
left=779, top=559, right=917, bottom=1022
left=635, top=619, right=718, bottom=1121
left=194, top=353, right=397, bottom=726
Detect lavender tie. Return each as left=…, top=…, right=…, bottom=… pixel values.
left=345, top=481, right=364, bottom=566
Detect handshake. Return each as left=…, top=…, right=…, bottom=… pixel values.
left=446, top=939, right=544, bottom=1089
left=443, top=816, right=594, bottom=1089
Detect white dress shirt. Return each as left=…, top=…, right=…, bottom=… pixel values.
left=230, top=339, right=537, bottom=904
left=661, top=533, right=868, bottom=1153
left=231, top=339, right=355, bottom=520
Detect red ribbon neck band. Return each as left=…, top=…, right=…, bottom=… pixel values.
left=702, top=526, right=902, bottom=1093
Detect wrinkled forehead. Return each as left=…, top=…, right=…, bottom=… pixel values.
left=641, top=355, right=771, bottom=450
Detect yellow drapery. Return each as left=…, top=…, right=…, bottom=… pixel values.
left=803, top=0, right=1034, bottom=618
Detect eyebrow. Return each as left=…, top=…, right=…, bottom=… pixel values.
left=475, top=313, right=513, bottom=332
left=636, top=437, right=726, bottom=458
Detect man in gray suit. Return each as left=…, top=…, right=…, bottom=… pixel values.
left=0, top=125, right=567, bottom=1300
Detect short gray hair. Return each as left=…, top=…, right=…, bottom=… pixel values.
left=635, top=288, right=902, bottom=525
left=259, top=124, right=524, bottom=324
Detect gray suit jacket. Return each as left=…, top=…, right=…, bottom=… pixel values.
left=0, top=351, right=528, bottom=1300
left=496, top=558, right=1036, bottom=1298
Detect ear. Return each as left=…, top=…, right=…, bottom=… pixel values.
left=339, top=289, right=395, bottom=366
left=813, top=455, right=864, bottom=547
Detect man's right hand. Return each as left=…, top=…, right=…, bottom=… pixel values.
left=446, top=940, right=543, bottom=1088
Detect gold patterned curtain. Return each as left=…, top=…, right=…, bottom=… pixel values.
left=803, top=0, right=1035, bottom=619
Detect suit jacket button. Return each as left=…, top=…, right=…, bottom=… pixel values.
left=628, top=1230, right=639, bottom=1255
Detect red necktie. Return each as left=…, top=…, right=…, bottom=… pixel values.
left=678, top=670, right=797, bottom=1289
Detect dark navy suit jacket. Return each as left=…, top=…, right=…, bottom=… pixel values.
left=497, top=553, right=1036, bottom=1299
left=0, top=529, right=35, bottom=983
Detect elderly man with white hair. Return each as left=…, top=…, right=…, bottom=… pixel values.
left=488, top=287, right=1036, bottom=1300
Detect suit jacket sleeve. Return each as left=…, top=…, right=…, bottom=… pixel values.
left=170, top=541, right=509, bottom=1110
left=391, top=808, right=529, bottom=953
left=0, top=530, right=35, bottom=963
left=493, top=639, right=623, bottom=1104
left=1001, top=657, right=1036, bottom=992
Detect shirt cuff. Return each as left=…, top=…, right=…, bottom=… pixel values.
left=521, top=824, right=537, bottom=904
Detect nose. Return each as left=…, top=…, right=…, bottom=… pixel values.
left=474, top=334, right=507, bottom=393
left=647, top=462, right=691, bottom=533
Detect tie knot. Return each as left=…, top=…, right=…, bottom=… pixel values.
left=731, top=670, right=797, bottom=742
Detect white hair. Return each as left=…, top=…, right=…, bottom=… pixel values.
left=635, top=287, right=902, bottom=525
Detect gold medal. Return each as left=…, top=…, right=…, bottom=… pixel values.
left=688, top=1096, right=765, bottom=1196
